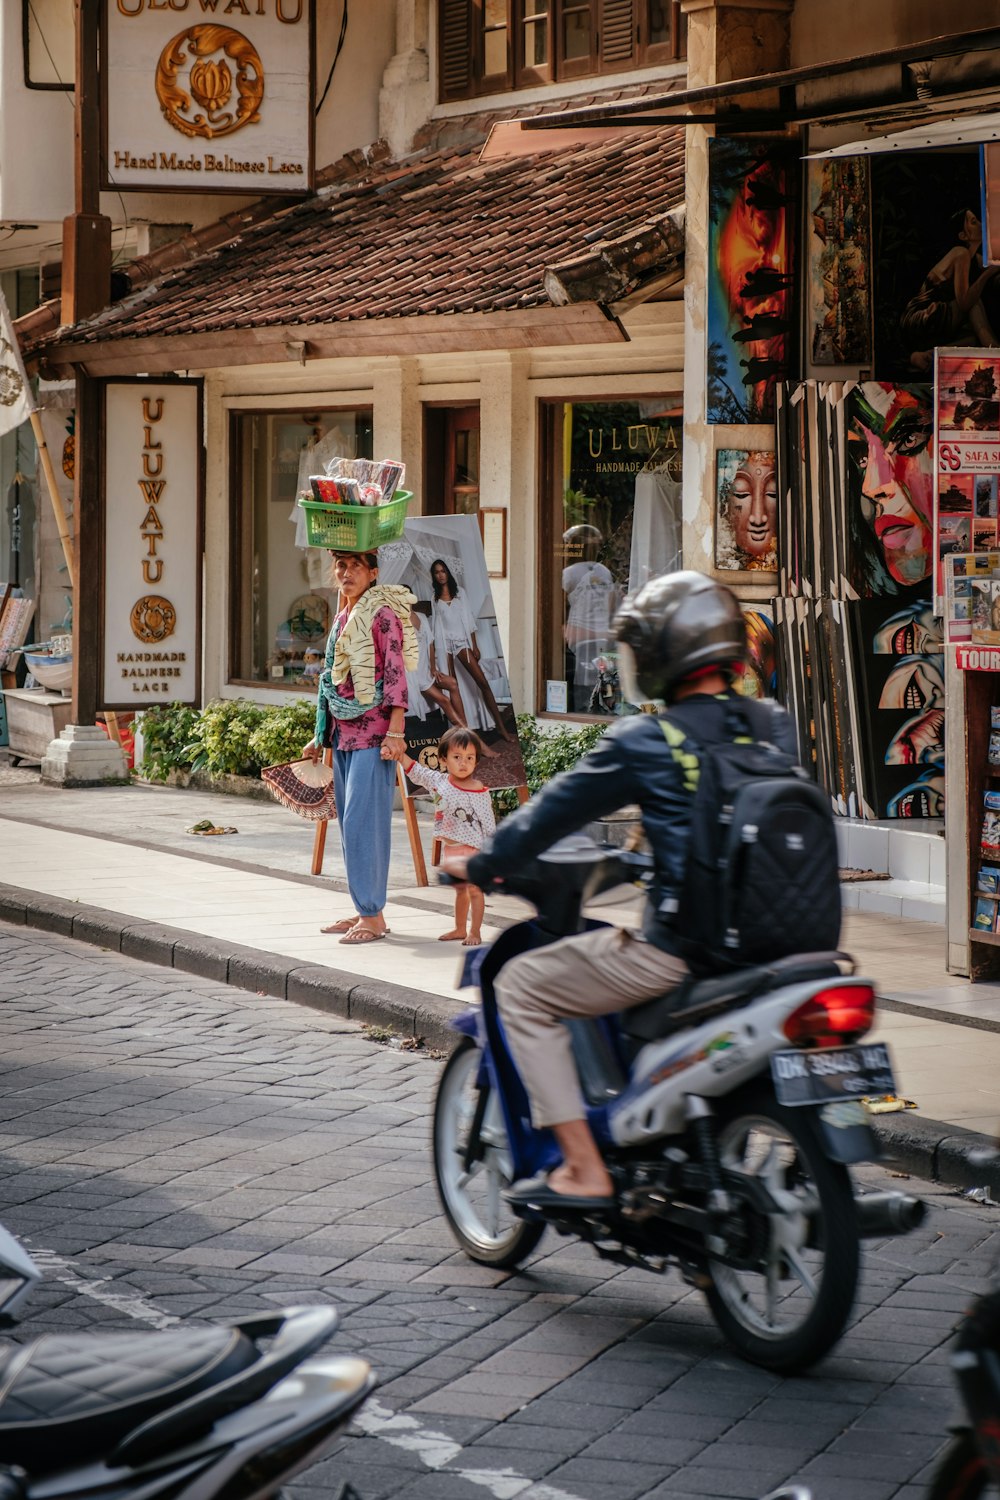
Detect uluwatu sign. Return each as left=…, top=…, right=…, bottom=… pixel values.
left=103, top=382, right=202, bottom=708
left=104, top=1, right=314, bottom=195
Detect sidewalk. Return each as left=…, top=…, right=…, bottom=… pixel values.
left=1, top=767, right=998, bottom=1188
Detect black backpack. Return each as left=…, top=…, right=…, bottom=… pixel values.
left=660, top=697, right=842, bottom=975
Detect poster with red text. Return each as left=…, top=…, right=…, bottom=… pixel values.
left=934, top=348, right=1000, bottom=613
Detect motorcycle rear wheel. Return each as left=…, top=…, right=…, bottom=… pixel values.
left=928, top=1432, right=996, bottom=1500
left=433, top=1037, right=546, bottom=1269
left=704, top=1088, right=859, bottom=1373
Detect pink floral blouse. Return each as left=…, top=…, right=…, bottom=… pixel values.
left=316, top=606, right=409, bottom=752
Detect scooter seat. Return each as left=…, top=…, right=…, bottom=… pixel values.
left=622, top=952, right=847, bottom=1046
left=0, top=1323, right=257, bottom=1474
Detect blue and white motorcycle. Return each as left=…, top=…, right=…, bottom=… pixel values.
left=433, top=836, right=925, bottom=1373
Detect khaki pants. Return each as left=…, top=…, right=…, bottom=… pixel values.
left=495, top=926, right=689, bottom=1128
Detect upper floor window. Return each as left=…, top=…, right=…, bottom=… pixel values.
left=439, top=0, right=686, bottom=102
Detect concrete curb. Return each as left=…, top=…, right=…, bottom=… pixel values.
left=0, top=883, right=462, bottom=1053
left=3, top=882, right=997, bottom=1192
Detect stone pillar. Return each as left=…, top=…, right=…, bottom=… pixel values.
left=372, top=356, right=422, bottom=509
left=41, top=724, right=128, bottom=787
left=680, top=0, right=792, bottom=588
left=478, top=352, right=531, bottom=711
left=378, top=0, right=432, bottom=159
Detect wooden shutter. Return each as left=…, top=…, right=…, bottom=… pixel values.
left=440, top=0, right=474, bottom=100
left=600, top=0, right=636, bottom=70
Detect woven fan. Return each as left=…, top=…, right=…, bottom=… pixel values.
left=261, top=758, right=337, bottom=821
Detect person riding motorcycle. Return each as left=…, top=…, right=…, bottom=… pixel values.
left=443, top=572, right=799, bottom=1213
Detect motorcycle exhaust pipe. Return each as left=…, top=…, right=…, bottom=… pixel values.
left=855, top=1190, right=926, bottom=1237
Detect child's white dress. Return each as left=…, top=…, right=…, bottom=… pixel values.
left=406, top=761, right=496, bottom=851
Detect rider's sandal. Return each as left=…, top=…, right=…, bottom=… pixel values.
left=503, top=1174, right=615, bottom=1213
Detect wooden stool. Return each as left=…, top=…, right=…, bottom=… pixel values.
left=431, top=836, right=443, bottom=867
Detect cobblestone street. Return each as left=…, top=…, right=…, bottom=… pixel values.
left=0, top=919, right=997, bottom=1500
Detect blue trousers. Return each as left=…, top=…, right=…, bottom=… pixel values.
left=332, top=746, right=396, bottom=916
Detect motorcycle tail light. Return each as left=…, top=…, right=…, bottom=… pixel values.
left=782, top=984, right=876, bottom=1048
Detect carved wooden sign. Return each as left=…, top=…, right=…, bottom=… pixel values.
left=102, top=1, right=314, bottom=195
left=102, top=380, right=202, bottom=708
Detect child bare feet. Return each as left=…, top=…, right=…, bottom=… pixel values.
left=463, top=931, right=482, bottom=947
left=438, top=927, right=466, bottom=942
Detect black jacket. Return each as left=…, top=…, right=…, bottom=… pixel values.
left=467, top=693, right=799, bottom=956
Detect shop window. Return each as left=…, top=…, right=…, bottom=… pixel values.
left=439, top=0, right=686, bottom=101
left=424, top=404, right=481, bottom=515
left=230, top=409, right=373, bottom=688
left=22, top=0, right=74, bottom=89
left=540, top=397, right=682, bottom=717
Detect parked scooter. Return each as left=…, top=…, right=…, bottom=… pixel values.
left=928, top=1285, right=1000, bottom=1499
left=0, top=1237, right=373, bottom=1499
left=433, top=836, right=925, bottom=1373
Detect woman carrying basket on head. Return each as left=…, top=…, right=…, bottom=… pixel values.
left=302, top=549, right=418, bottom=944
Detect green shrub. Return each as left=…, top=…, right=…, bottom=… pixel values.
left=492, top=714, right=605, bottom=819
left=247, top=699, right=317, bottom=769
left=137, top=702, right=200, bottom=782
left=138, top=697, right=315, bottom=781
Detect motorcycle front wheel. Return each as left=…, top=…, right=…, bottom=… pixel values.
left=432, top=1037, right=545, bottom=1270
left=928, top=1432, right=996, bottom=1500
left=704, top=1088, right=859, bottom=1373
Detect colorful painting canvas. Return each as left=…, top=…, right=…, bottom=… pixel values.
left=707, top=138, right=796, bottom=424
left=807, top=157, right=872, bottom=366
left=716, top=450, right=777, bottom=572
left=845, top=382, right=934, bottom=598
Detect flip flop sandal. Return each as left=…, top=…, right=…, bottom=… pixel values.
left=321, top=918, right=360, bottom=934
left=339, top=926, right=388, bottom=945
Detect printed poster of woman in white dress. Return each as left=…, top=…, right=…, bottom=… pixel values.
left=378, top=514, right=527, bottom=790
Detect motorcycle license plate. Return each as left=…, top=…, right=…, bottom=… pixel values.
left=770, top=1042, right=895, bottom=1107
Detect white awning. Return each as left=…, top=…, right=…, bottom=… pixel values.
left=808, top=110, right=1000, bottom=158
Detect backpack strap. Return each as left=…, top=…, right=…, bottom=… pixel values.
left=658, top=715, right=701, bottom=794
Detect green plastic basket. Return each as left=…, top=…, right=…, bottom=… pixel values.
left=298, top=490, right=412, bottom=550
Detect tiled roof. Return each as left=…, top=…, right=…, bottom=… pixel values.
left=36, top=125, right=684, bottom=351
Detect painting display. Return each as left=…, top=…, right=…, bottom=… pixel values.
left=807, top=157, right=872, bottom=366
left=934, top=348, right=1000, bottom=609
left=715, top=450, right=777, bottom=572
left=776, top=379, right=943, bottom=818
left=377, top=514, right=527, bottom=792
left=707, top=139, right=796, bottom=424
left=872, top=152, right=1000, bottom=383
left=845, top=382, right=935, bottom=600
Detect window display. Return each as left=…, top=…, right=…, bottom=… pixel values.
left=231, top=409, right=372, bottom=687
left=540, top=397, right=682, bottom=716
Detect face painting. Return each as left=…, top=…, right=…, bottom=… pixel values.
left=849, top=386, right=934, bottom=588
left=872, top=603, right=942, bottom=655
left=727, top=453, right=778, bottom=560
left=887, top=772, right=945, bottom=817
left=878, top=656, right=945, bottom=710
left=885, top=708, right=945, bottom=766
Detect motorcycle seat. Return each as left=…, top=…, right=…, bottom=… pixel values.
left=0, top=1323, right=258, bottom=1475
left=621, top=951, right=848, bottom=1046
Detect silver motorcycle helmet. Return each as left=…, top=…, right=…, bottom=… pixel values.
left=614, top=571, right=746, bottom=706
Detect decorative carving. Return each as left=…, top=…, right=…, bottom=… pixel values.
left=155, top=25, right=263, bottom=140
left=0, top=336, right=25, bottom=408
left=131, top=595, right=177, bottom=644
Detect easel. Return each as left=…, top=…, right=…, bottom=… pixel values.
left=310, top=758, right=529, bottom=885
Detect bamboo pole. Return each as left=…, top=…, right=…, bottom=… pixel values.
left=29, top=410, right=77, bottom=594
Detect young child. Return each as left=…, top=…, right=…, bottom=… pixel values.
left=404, top=726, right=496, bottom=946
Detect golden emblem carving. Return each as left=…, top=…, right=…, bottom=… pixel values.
left=155, top=25, right=263, bottom=140
left=0, top=337, right=24, bottom=409
left=131, top=595, right=177, bottom=645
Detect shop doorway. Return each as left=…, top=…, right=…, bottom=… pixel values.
left=424, top=404, right=481, bottom=516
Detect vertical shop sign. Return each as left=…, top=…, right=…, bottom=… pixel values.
left=102, top=381, right=202, bottom=709
left=934, top=347, right=1000, bottom=612
left=103, top=0, right=314, bottom=195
